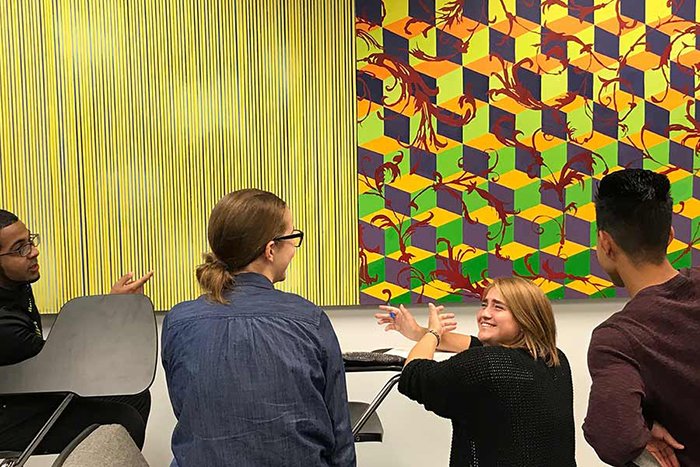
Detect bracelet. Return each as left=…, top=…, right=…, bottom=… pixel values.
left=427, top=329, right=440, bottom=347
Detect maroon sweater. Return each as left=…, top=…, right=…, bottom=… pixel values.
left=584, top=268, right=700, bottom=466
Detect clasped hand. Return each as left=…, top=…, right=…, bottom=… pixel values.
left=646, top=422, right=684, bottom=467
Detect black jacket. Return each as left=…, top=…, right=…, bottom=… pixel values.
left=0, top=284, right=44, bottom=366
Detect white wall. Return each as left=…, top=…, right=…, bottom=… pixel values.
left=28, top=300, right=624, bottom=466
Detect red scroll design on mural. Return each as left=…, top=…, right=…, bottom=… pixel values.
left=431, top=238, right=490, bottom=299
left=669, top=100, right=700, bottom=154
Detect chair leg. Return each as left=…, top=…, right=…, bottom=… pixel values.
left=14, top=393, right=75, bottom=467
left=352, top=374, right=402, bottom=436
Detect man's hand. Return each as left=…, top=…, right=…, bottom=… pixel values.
left=110, top=271, right=154, bottom=295
left=646, top=422, right=684, bottom=467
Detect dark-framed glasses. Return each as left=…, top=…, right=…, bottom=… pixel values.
left=273, top=229, right=304, bottom=247
left=0, top=233, right=40, bottom=257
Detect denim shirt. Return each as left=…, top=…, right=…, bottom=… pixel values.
left=162, top=273, right=356, bottom=467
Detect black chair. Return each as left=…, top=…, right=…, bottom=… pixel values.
left=0, top=295, right=157, bottom=467
left=343, top=350, right=405, bottom=443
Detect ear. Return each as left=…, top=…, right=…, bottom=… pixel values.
left=668, top=226, right=675, bottom=246
left=597, top=230, right=616, bottom=258
left=263, top=241, right=276, bottom=262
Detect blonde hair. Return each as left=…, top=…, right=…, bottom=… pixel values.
left=483, top=277, right=560, bottom=367
left=196, top=189, right=288, bottom=304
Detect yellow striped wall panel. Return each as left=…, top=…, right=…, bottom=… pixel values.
left=0, top=0, right=358, bottom=312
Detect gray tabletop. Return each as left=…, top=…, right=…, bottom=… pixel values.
left=0, top=294, right=157, bottom=397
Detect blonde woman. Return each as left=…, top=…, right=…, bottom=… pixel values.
left=376, top=277, right=575, bottom=467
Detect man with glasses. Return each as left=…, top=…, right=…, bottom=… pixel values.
left=0, top=209, right=153, bottom=454
left=0, top=210, right=153, bottom=364
left=0, top=224, right=43, bottom=365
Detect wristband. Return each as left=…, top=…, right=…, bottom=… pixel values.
left=427, top=329, right=440, bottom=346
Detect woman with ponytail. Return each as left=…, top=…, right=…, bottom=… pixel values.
left=162, top=189, right=355, bottom=467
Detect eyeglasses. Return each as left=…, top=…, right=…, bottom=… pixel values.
left=0, top=233, right=40, bottom=257
left=273, top=229, right=304, bottom=247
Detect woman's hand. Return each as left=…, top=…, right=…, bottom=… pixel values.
left=375, top=303, right=458, bottom=341
left=427, top=303, right=457, bottom=336
left=375, top=304, right=424, bottom=341
left=404, top=303, right=459, bottom=364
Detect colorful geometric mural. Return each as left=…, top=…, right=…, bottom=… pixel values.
left=357, top=0, right=700, bottom=304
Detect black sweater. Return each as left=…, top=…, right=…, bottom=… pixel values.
left=0, top=284, right=50, bottom=440
left=0, top=284, right=44, bottom=366
left=399, top=339, right=576, bottom=467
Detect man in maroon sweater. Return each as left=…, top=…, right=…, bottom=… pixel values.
left=584, top=169, right=699, bottom=466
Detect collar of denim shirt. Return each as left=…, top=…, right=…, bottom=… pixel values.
left=232, top=272, right=274, bottom=290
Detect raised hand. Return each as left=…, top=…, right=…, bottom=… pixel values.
left=375, top=303, right=457, bottom=341
left=427, top=303, right=457, bottom=336
left=375, top=304, right=424, bottom=340
left=110, top=271, right=154, bottom=295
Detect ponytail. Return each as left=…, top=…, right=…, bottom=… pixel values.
left=196, top=252, right=234, bottom=304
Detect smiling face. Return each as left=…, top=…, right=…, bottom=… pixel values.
left=476, top=287, right=522, bottom=346
left=0, top=220, right=40, bottom=287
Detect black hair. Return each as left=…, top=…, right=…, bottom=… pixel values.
left=0, top=210, right=19, bottom=249
left=0, top=210, right=18, bottom=230
left=594, top=169, right=673, bottom=264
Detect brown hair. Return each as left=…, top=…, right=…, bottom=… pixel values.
left=483, top=277, right=560, bottom=367
left=197, top=189, right=288, bottom=304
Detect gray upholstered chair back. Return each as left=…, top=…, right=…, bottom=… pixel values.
left=51, top=425, right=149, bottom=467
